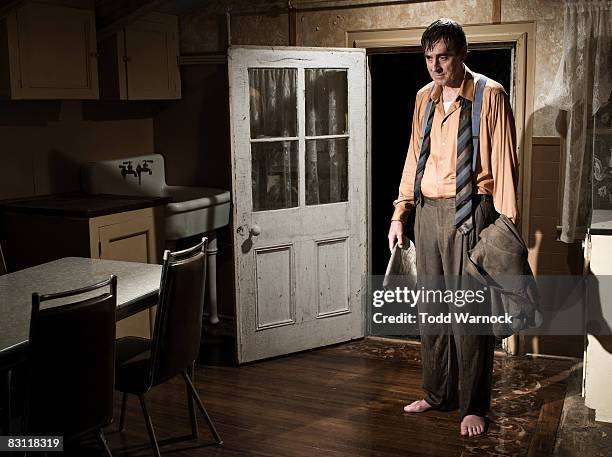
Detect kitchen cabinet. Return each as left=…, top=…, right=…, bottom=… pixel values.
left=584, top=233, right=612, bottom=422
left=90, top=208, right=159, bottom=338
left=98, top=12, right=181, bottom=100
left=0, top=2, right=99, bottom=99
left=0, top=194, right=166, bottom=338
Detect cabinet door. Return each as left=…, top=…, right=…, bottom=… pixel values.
left=124, top=13, right=180, bottom=100
left=6, top=3, right=99, bottom=99
left=97, top=217, right=155, bottom=263
left=91, top=209, right=159, bottom=338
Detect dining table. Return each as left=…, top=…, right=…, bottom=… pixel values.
left=0, top=257, right=163, bottom=365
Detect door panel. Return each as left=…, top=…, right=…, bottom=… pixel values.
left=254, top=245, right=295, bottom=329
left=315, top=237, right=349, bottom=317
left=229, top=46, right=367, bottom=363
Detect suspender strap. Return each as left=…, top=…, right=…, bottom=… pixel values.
left=471, top=75, right=488, bottom=172
left=420, top=88, right=434, bottom=145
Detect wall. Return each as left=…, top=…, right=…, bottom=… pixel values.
left=0, top=101, right=154, bottom=200
left=181, top=0, right=564, bottom=137
left=178, top=0, right=575, bottom=330
left=525, top=137, right=584, bottom=358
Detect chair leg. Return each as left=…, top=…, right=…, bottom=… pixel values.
left=5, top=369, right=12, bottom=436
left=96, top=428, right=113, bottom=457
left=119, top=392, right=128, bottom=432
left=138, top=395, right=161, bottom=457
left=181, top=370, right=222, bottom=445
left=186, top=363, right=198, bottom=439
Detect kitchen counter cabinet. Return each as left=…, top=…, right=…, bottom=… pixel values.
left=0, top=194, right=165, bottom=338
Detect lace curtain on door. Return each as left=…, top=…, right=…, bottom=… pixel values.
left=547, top=0, right=612, bottom=242
left=305, top=69, right=348, bottom=205
left=249, top=68, right=348, bottom=210
left=249, top=68, right=298, bottom=211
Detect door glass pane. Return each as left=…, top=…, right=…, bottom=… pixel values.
left=305, top=69, right=348, bottom=136
left=249, top=68, right=297, bottom=138
left=252, top=141, right=298, bottom=211
left=306, top=138, right=348, bottom=205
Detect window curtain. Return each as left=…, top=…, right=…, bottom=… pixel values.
left=248, top=68, right=347, bottom=208
left=547, top=0, right=612, bottom=242
left=249, top=68, right=297, bottom=210
left=305, top=69, right=347, bottom=205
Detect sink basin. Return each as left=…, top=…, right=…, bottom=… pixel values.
left=81, top=154, right=231, bottom=240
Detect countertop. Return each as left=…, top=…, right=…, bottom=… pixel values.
left=0, top=257, right=162, bottom=358
left=0, top=193, right=168, bottom=218
left=591, top=209, right=612, bottom=235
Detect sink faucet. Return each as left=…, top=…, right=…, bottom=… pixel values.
left=136, top=159, right=154, bottom=185
left=119, top=161, right=137, bottom=179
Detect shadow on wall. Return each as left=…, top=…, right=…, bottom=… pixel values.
left=46, top=149, right=82, bottom=194
left=525, top=107, right=612, bottom=357
left=523, top=107, right=587, bottom=357
left=81, top=100, right=165, bottom=121
left=153, top=64, right=231, bottom=190
left=0, top=100, right=61, bottom=126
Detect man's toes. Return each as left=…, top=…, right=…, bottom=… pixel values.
left=461, top=424, right=468, bottom=436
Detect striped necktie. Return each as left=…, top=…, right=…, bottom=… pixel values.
left=413, top=96, right=475, bottom=234
left=455, top=97, right=474, bottom=234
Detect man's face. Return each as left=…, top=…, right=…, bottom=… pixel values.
left=424, top=39, right=466, bottom=87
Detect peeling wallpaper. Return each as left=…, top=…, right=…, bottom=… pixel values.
left=181, top=0, right=565, bottom=137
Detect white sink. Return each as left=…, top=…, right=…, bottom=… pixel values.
left=81, top=154, right=231, bottom=241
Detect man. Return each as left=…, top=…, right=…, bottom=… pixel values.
left=387, top=18, right=518, bottom=437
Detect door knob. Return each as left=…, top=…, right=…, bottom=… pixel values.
left=250, top=225, right=262, bottom=236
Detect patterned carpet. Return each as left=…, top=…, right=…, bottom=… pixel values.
left=337, top=338, right=574, bottom=456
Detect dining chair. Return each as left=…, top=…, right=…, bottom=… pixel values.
left=115, top=237, right=222, bottom=457
left=25, top=275, right=117, bottom=456
left=0, top=241, right=6, bottom=275
left=0, top=242, right=8, bottom=434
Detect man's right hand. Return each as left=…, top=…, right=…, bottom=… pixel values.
left=388, top=220, right=404, bottom=252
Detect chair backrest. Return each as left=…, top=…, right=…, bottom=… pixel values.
left=26, top=276, right=117, bottom=438
left=0, top=242, right=6, bottom=275
left=148, top=238, right=207, bottom=387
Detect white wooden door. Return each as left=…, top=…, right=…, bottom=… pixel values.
left=229, top=46, right=367, bottom=363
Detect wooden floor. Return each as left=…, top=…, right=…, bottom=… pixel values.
left=90, top=338, right=573, bottom=457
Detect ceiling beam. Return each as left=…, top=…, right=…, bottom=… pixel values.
left=96, top=0, right=169, bottom=41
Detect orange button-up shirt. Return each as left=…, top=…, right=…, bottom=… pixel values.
left=392, top=66, right=519, bottom=224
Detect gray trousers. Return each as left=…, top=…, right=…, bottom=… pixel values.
left=414, top=195, right=498, bottom=420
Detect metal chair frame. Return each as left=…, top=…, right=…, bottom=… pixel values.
left=117, top=238, right=222, bottom=457
left=27, top=275, right=118, bottom=457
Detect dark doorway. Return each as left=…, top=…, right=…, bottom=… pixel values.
left=369, top=45, right=514, bottom=276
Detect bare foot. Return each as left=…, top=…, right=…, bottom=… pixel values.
left=403, top=399, right=432, bottom=413
left=460, top=415, right=486, bottom=436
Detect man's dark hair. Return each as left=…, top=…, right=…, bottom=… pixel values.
left=421, top=18, right=467, bottom=55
